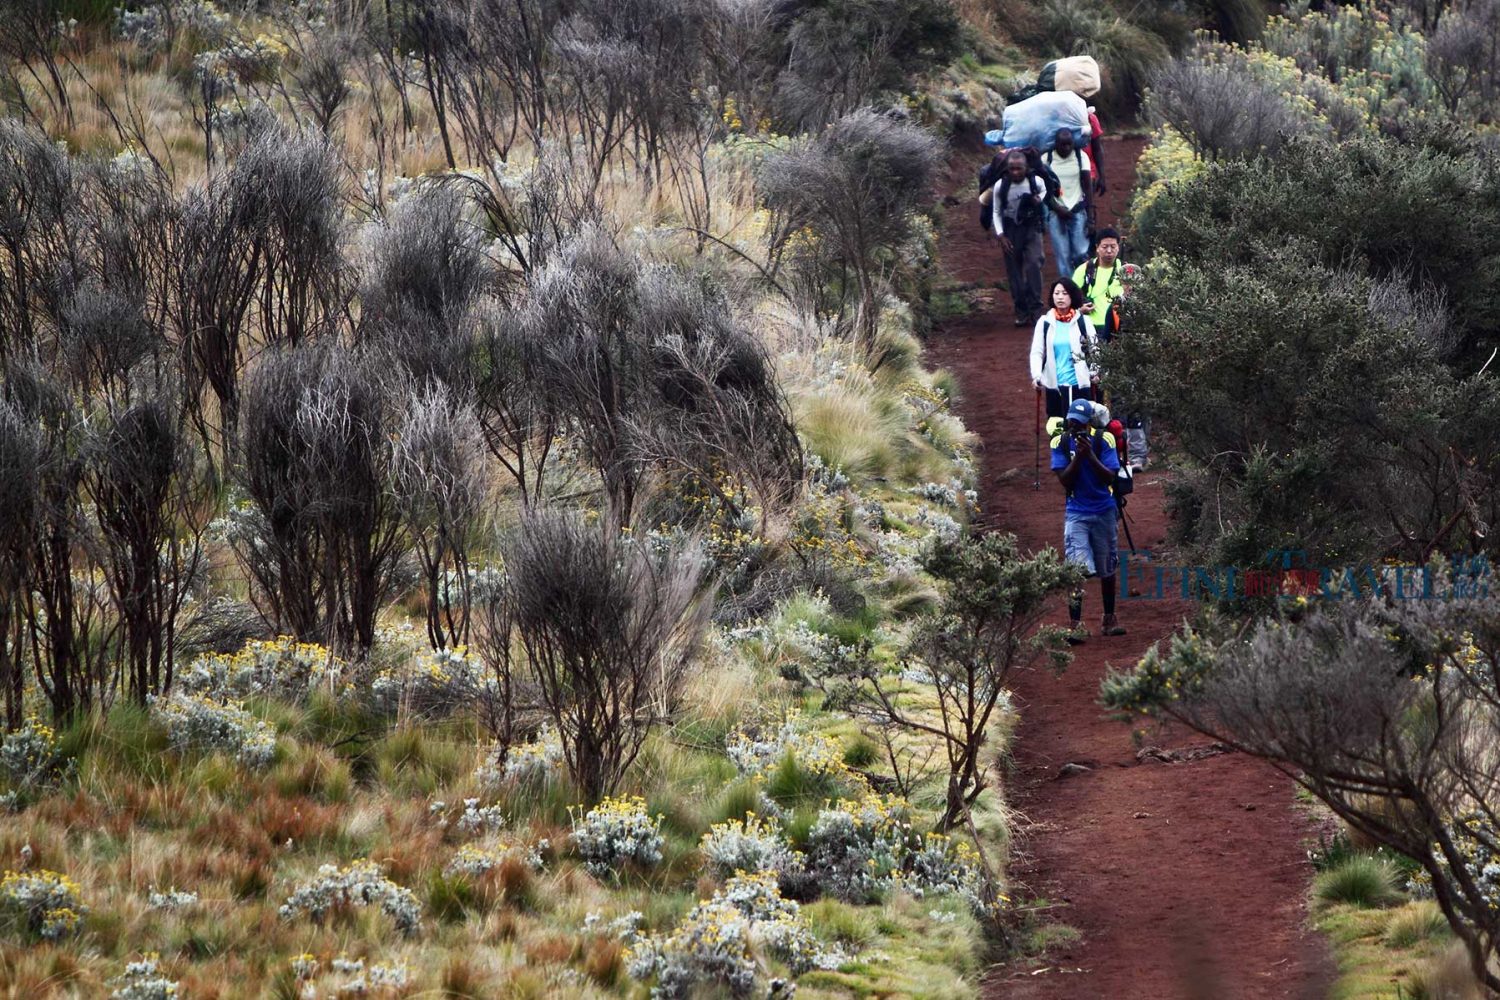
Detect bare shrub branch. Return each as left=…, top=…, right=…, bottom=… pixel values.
left=391, top=382, right=490, bottom=649
left=761, top=108, right=940, bottom=351
left=505, top=509, right=711, bottom=801
left=236, top=343, right=405, bottom=654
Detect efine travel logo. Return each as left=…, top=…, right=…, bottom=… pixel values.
left=1117, top=548, right=1492, bottom=603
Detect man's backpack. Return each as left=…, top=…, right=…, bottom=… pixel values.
left=978, top=149, right=1060, bottom=231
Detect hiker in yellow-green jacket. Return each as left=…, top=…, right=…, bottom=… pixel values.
left=1072, top=229, right=1149, bottom=469
left=1071, top=228, right=1125, bottom=343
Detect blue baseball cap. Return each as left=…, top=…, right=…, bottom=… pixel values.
left=1066, top=399, right=1093, bottom=425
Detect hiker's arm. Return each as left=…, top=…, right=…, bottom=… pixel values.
left=991, top=182, right=1011, bottom=242
left=1083, top=445, right=1112, bottom=478
left=1029, top=322, right=1045, bottom=386
left=1091, top=140, right=1107, bottom=193
left=1081, top=169, right=1096, bottom=224
left=1056, top=451, right=1083, bottom=489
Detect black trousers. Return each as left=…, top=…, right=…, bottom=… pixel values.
left=1045, top=383, right=1093, bottom=419
left=1003, top=225, right=1045, bottom=318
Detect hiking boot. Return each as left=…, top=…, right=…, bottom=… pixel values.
left=1100, top=615, right=1127, bottom=637
left=1065, top=623, right=1088, bottom=646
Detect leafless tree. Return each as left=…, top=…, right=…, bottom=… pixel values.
left=57, top=281, right=161, bottom=400
left=469, top=298, right=559, bottom=506
left=170, top=175, right=261, bottom=471
left=290, top=31, right=355, bottom=136
left=0, top=119, right=80, bottom=365
left=391, top=383, right=490, bottom=650
left=237, top=343, right=406, bottom=654
left=1146, top=53, right=1313, bottom=160
left=359, top=184, right=490, bottom=384
left=852, top=534, right=1077, bottom=829
left=232, top=124, right=349, bottom=350
left=1428, top=0, right=1500, bottom=122
left=520, top=229, right=657, bottom=521
left=505, top=508, right=711, bottom=801
left=1101, top=583, right=1500, bottom=991
left=761, top=108, right=940, bottom=353
left=7, top=365, right=120, bottom=722
left=625, top=269, right=803, bottom=532
left=83, top=388, right=213, bottom=703
left=0, top=0, right=77, bottom=129
left=0, top=401, right=40, bottom=730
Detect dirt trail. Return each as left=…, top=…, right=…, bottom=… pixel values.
left=926, top=137, right=1336, bottom=1000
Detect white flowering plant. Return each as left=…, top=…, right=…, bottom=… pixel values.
left=475, top=730, right=563, bottom=790
left=151, top=692, right=278, bottom=768
left=367, top=645, right=489, bottom=720
left=453, top=798, right=507, bottom=837
left=570, top=796, right=665, bottom=879
left=1408, top=809, right=1500, bottom=918
left=0, top=868, right=87, bottom=940
left=116, top=0, right=231, bottom=53
left=804, top=794, right=916, bottom=903
left=0, top=716, right=75, bottom=809
left=443, top=840, right=546, bottom=879
left=627, top=872, right=829, bottom=998
left=278, top=859, right=422, bottom=936
left=903, top=832, right=1003, bottom=920
left=109, top=953, right=179, bottom=1000
left=583, top=909, right=645, bottom=943
left=724, top=714, right=852, bottom=784
left=146, top=887, right=199, bottom=911
left=176, top=637, right=347, bottom=702
left=700, top=812, right=795, bottom=879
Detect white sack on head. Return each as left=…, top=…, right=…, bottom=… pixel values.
left=998, top=90, right=1091, bottom=152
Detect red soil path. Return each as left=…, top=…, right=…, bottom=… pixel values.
left=926, top=137, right=1337, bottom=1000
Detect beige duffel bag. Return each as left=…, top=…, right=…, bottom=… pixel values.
left=1048, top=55, right=1101, bottom=98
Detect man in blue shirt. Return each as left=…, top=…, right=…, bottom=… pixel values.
left=1051, top=398, right=1126, bottom=642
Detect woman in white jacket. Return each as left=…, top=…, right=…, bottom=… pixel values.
left=1030, top=277, right=1099, bottom=418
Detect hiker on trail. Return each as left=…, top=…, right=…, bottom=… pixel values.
left=1029, top=277, right=1098, bottom=419
left=1073, top=230, right=1149, bottom=468
left=979, top=149, right=1058, bottom=326
left=1073, top=228, right=1124, bottom=343
left=1051, top=397, right=1126, bottom=641
left=1044, top=127, right=1094, bottom=277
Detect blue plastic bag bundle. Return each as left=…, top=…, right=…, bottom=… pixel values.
left=987, top=90, right=1091, bottom=152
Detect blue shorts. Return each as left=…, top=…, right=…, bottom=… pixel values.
left=1064, top=509, right=1118, bottom=578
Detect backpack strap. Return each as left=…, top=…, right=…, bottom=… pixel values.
left=1085, top=256, right=1098, bottom=289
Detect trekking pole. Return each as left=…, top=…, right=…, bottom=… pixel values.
left=1119, top=507, right=1137, bottom=553
left=1033, top=388, right=1043, bottom=490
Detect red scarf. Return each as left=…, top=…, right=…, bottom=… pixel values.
left=1053, top=307, right=1076, bottom=323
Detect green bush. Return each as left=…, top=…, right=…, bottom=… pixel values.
left=841, top=733, right=880, bottom=769
left=1113, top=135, right=1500, bottom=569
left=1383, top=901, right=1451, bottom=947
left=1312, top=854, right=1404, bottom=909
